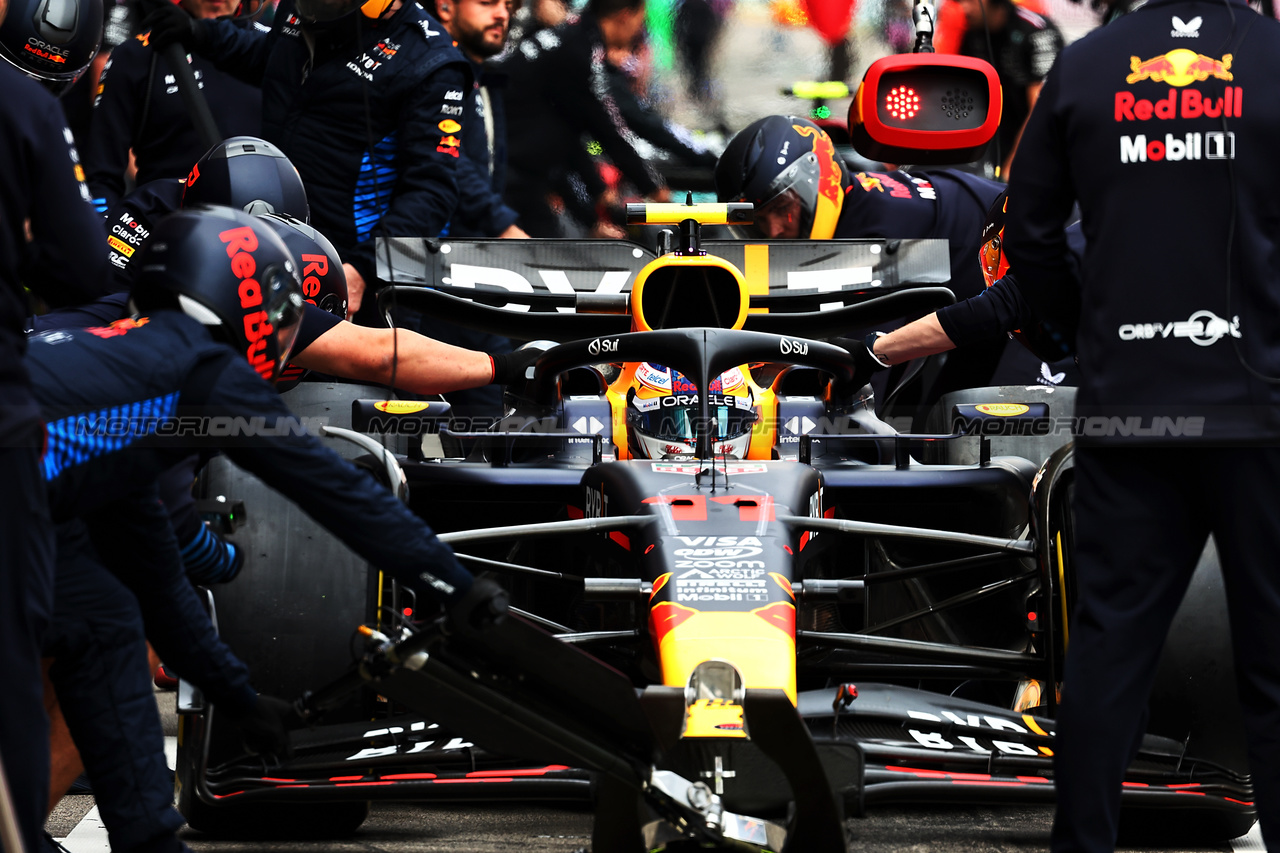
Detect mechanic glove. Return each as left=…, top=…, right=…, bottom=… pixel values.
left=227, top=694, right=297, bottom=758
left=142, top=3, right=210, bottom=52
left=447, top=576, right=510, bottom=633
left=489, top=348, right=543, bottom=386
left=833, top=334, right=892, bottom=391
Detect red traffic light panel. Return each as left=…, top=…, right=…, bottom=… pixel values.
left=850, top=54, right=1002, bottom=164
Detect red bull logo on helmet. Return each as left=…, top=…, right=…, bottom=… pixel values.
left=219, top=226, right=277, bottom=380
left=1126, top=50, right=1232, bottom=86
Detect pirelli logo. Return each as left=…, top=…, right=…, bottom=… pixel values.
left=107, top=235, right=135, bottom=257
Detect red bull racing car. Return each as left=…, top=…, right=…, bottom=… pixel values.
left=174, top=206, right=1254, bottom=852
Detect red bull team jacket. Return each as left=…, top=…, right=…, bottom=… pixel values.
left=1006, top=0, right=1280, bottom=442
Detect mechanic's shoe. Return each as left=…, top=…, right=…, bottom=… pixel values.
left=154, top=663, right=178, bottom=691
left=67, top=772, right=93, bottom=795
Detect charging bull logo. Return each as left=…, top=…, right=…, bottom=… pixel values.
left=792, top=124, right=843, bottom=208
left=792, top=124, right=844, bottom=237
left=219, top=226, right=276, bottom=381
left=1126, top=50, right=1232, bottom=86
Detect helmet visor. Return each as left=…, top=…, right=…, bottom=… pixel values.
left=727, top=154, right=821, bottom=240
left=262, top=265, right=305, bottom=378
left=630, top=393, right=757, bottom=457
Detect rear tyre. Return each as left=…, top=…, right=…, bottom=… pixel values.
left=176, top=382, right=396, bottom=836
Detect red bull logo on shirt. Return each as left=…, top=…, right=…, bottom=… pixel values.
left=1115, top=87, right=1243, bottom=121
left=1126, top=50, right=1232, bottom=86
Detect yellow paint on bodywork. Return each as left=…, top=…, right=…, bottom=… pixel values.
left=683, top=699, right=748, bottom=738
left=658, top=610, right=797, bottom=703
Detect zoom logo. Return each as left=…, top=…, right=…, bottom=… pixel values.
left=780, top=338, right=809, bottom=356
left=588, top=337, right=619, bottom=356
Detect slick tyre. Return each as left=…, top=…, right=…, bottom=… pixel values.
left=175, top=382, right=396, bottom=837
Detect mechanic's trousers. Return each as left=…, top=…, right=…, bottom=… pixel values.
left=1051, top=445, right=1280, bottom=853
left=45, top=519, right=185, bottom=853
left=0, top=441, right=55, bottom=853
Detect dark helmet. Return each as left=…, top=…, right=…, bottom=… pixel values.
left=256, top=213, right=347, bottom=319
left=715, top=115, right=850, bottom=240
left=0, top=0, right=104, bottom=96
left=131, top=206, right=306, bottom=385
left=979, top=191, right=1071, bottom=363
left=183, top=136, right=310, bottom=221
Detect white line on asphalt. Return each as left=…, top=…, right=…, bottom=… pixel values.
left=1231, top=821, right=1264, bottom=852
left=61, top=806, right=108, bottom=853
left=58, top=736, right=178, bottom=851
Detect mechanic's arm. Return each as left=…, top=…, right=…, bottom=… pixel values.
left=192, top=358, right=474, bottom=602
left=343, top=63, right=472, bottom=314
left=83, top=486, right=258, bottom=714
left=291, top=320, right=496, bottom=393
left=454, top=127, right=522, bottom=237
left=26, top=293, right=131, bottom=334
left=607, top=67, right=716, bottom=168
left=1004, top=65, right=1081, bottom=331
left=145, top=7, right=275, bottom=85
left=869, top=276, right=1032, bottom=365
left=83, top=50, right=141, bottom=217
left=21, top=104, right=110, bottom=308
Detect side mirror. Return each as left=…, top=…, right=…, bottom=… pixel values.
left=849, top=54, right=1002, bottom=164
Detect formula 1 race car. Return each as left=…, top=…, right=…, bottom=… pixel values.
left=173, top=203, right=1254, bottom=852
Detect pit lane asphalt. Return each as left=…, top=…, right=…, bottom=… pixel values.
left=45, top=688, right=1263, bottom=853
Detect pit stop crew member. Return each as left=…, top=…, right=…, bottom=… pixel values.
left=425, top=0, right=526, bottom=417
left=52, top=136, right=537, bottom=398
left=84, top=0, right=263, bottom=216
left=0, top=6, right=110, bottom=849
left=433, top=0, right=527, bottom=239
left=144, top=0, right=472, bottom=320
left=714, top=115, right=1009, bottom=410
left=44, top=491, right=290, bottom=853
left=101, top=136, right=310, bottom=289
left=1002, top=0, right=1280, bottom=849
left=496, top=0, right=671, bottom=237
left=28, top=208, right=505, bottom=851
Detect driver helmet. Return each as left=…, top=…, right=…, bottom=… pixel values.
left=714, top=115, right=850, bottom=240
left=130, top=205, right=306, bottom=385
left=183, top=136, right=310, bottom=222
left=0, top=0, right=104, bottom=96
left=980, top=191, right=1069, bottom=363
left=625, top=363, right=758, bottom=459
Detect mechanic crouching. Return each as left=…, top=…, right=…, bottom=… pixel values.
left=28, top=207, right=506, bottom=853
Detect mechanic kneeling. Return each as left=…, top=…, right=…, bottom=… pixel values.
left=28, top=207, right=505, bottom=852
